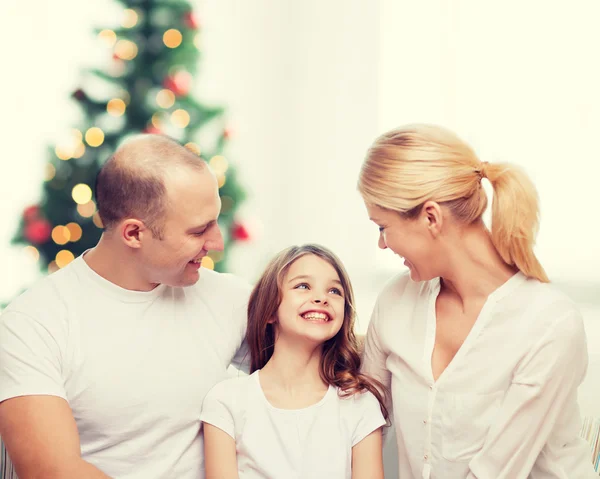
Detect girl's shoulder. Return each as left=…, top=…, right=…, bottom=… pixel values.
left=333, top=388, right=387, bottom=442
left=334, top=387, right=383, bottom=412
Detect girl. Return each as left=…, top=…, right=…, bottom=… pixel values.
left=201, top=244, right=388, bottom=479
left=358, top=123, right=595, bottom=478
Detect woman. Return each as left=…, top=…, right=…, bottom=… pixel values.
left=358, top=124, right=595, bottom=478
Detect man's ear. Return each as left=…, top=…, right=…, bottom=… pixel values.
left=119, top=219, right=149, bottom=249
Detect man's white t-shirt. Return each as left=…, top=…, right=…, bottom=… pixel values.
left=0, top=254, right=251, bottom=479
left=200, top=370, right=386, bottom=479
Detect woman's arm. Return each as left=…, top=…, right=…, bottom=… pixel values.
left=361, top=302, right=392, bottom=417
left=203, top=423, right=239, bottom=479
left=351, top=428, right=384, bottom=479
left=466, top=308, right=592, bottom=478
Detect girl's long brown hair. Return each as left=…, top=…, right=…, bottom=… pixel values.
left=246, top=244, right=389, bottom=420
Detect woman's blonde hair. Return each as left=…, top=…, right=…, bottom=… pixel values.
left=358, top=124, right=548, bottom=283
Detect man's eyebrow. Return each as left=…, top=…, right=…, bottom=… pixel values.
left=186, top=220, right=215, bottom=233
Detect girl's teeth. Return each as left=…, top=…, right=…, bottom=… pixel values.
left=302, top=313, right=329, bottom=321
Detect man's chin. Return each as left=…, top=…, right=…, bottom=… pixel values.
left=160, top=271, right=201, bottom=288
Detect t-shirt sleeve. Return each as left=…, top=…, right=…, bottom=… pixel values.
left=230, top=337, right=250, bottom=375
left=0, top=309, right=68, bottom=403
left=200, top=380, right=236, bottom=439
left=228, top=278, right=252, bottom=374
left=350, top=391, right=386, bottom=447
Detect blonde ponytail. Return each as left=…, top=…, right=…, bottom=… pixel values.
left=482, top=162, right=549, bottom=283
left=358, top=123, right=549, bottom=283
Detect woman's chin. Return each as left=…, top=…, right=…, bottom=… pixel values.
left=406, top=263, right=422, bottom=282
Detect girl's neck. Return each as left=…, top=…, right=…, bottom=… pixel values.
left=259, top=336, right=328, bottom=396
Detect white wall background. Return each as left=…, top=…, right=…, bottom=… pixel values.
left=2, top=1, right=598, bottom=295
left=1, top=2, right=599, bottom=475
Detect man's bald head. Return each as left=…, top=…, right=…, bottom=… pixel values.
left=95, top=134, right=207, bottom=238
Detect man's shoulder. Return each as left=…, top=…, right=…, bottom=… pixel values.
left=3, top=263, right=78, bottom=317
left=193, top=268, right=252, bottom=297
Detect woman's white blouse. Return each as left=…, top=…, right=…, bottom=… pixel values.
left=362, top=271, right=596, bottom=478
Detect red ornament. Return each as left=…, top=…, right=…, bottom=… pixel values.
left=223, top=127, right=233, bottom=139
left=184, top=12, right=201, bottom=30
left=231, top=222, right=250, bottom=241
left=143, top=126, right=162, bottom=135
left=163, top=71, right=192, bottom=96
left=72, top=88, right=88, bottom=102
left=23, top=205, right=40, bottom=222
left=24, top=219, right=52, bottom=244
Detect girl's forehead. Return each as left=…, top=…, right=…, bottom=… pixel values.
left=282, top=255, right=343, bottom=286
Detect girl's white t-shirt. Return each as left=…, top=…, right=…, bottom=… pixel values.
left=200, top=370, right=386, bottom=479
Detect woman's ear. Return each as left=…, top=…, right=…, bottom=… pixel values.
left=421, top=200, right=443, bottom=238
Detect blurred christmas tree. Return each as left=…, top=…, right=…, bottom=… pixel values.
left=12, top=0, right=249, bottom=274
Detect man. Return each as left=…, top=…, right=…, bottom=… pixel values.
left=0, top=135, right=251, bottom=478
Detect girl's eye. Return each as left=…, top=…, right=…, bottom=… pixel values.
left=329, top=287, right=343, bottom=296
left=294, top=283, right=309, bottom=290
left=378, top=226, right=385, bottom=233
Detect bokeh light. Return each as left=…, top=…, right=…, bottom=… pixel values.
left=184, top=142, right=201, bottom=155
left=93, top=212, right=104, bottom=228
left=114, top=39, right=138, bottom=60
left=201, top=256, right=214, bottom=270
left=72, top=184, right=93, bottom=205
left=77, top=200, right=96, bottom=218
left=156, top=89, right=175, bottom=108
left=98, top=29, right=117, bottom=47
left=23, top=246, right=40, bottom=262
left=66, top=222, right=83, bottom=242
left=55, top=129, right=83, bottom=160
left=56, top=250, right=75, bottom=268
left=151, top=112, right=165, bottom=129
left=171, top=109, right=190, bottom=128
left=107, top=98, right=127, bottom=116
left=122, top=9, right=139, bottom=28
left=85, top=127, right=105, bottom=147
left=52, top=225, right=71, bottom=245
left=209, top=155, right=229, bottom=174
left=163, top=29, right=183, bottom=48
left=72, top=142, right=86, bottom=158
left=55, top=146, right=71, bottom=161
left=45, top=163, right=56, bottom=181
